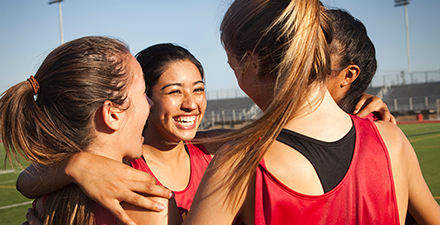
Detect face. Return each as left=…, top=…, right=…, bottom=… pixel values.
left=121, top=55, right=153, bottom=159
left=147, top=60, right=206, bottom=143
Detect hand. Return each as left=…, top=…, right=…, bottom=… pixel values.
left=66, top=152, right=173, bottom=225
left=22, top=208, right=42, bottom=225
left=353, top=93, right=396, bottom=124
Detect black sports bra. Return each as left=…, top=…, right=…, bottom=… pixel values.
left=275, top=125, right=355, bottom=193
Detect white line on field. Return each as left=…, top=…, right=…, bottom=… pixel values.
left=0, top=179, right=15, bottom=184
left=0, top=170, right=16, bottom=174
left=0, top=201, right=33, bottom=210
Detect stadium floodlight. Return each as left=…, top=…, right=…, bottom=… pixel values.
left=48, top=0, right=65, bottom=44
left=395, top=0, right=411, bottom=73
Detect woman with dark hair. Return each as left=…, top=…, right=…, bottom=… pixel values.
left=123, top=43, right=225, bottom=222
left=20, top=38, right=397, bottom=225
left=17, top=43, right=230, bottom=224
left=0, top=36, right=157, bottom=224
left=327, top=9, right=384, bottom=118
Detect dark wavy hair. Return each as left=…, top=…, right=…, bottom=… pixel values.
left=135, top=43, right=204, bottom=96
left=328, top=9, right=377, bottom=113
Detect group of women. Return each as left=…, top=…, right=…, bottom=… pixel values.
left=1, top=0, right=439, bottom=224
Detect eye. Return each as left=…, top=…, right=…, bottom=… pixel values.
left=167, top=89, right=182, bottom=95
left=194, top=87, right=205, bottom=92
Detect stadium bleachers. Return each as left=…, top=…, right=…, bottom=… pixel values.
left=381, top=82, right=440, bottom=113
left=200, top=81, right=440, bottom=128
left=200, top=97, right=261, bottom=130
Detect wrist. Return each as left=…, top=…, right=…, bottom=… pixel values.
left=64, top=151, right=88, bottom=184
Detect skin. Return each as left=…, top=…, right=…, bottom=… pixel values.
left=135, top=59, right=208, bottom=193
left=21, top=53, right=395, bottom=225
left=182, top=52, right=440, bottom=225
left=113, top=59, right=209, bottom=225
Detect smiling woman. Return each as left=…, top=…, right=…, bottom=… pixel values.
left=146, top=59, right=207, bottom=143
left=16, top=43, right=226, bottom=224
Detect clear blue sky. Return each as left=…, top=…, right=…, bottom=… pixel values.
left=1, top=0, right=439, bottom=95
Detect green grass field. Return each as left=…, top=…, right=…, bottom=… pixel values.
left=0, top=122, right=439, bottom=224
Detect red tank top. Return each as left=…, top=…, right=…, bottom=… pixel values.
left=130, top=142, right=211, bottom=221
left=254, top=115, right=399, bottom=224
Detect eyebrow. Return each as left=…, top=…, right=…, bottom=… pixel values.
left=160, top=80, right=205, bottom=90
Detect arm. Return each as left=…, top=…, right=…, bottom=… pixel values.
left=403, top=135, right=440, bottom=224
left=195, top=129, right=234, bottom=156
left=375, top=121, right=440, bottom=224
left=353, top=93, right=396, bottom=124
left=182, top=146, right=249, bottom=225
left=119, top=194, right=181, bottom=225
left=17, top=152, right=173, bottom=225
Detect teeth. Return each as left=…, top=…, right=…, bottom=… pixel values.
left=175, top=116, right=196, bottom=124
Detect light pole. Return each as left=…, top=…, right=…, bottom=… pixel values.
left=395, top=0, right=411, bottom=73
left=49, top=0, right=64, bottom=44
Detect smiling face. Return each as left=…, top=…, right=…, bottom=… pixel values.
left=146, top=59, right=206, bottom=143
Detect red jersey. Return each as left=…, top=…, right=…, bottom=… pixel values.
left=130, top=142, right=211, bottom=221
left=254, top=115, right=399, bottom=224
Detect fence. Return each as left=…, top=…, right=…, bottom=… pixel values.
left=385, top=96, right=440, bottom=113
left=200, top=105, right=262, bottom=130
left=371, top=69, right=440, bottom=87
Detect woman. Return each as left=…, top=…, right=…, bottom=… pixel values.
left=18, top=43, right=225, bottom=224
left=0, top=36, right=164, bottom=224
left=122, top=43, right=225, bottom=222
left=21, top=20, right=398, bottom=225
left=183, top=0, right=440, bottom=224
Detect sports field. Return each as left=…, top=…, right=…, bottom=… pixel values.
left=0, top=122, right=439, bottom=224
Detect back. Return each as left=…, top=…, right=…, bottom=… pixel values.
left=254, top=115, right=399, bottom=224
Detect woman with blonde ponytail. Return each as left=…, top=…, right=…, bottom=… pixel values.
left=0, top=36, right=173, bottom=224
left=183, top=0, right=440, bottom=224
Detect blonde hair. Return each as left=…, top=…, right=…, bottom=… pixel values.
left=208, top=0, right=333, bottom=208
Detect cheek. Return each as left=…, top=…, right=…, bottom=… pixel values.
left=195, top=95, right=207, bottom=110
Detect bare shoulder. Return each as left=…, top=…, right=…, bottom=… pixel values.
left=195, top=129, right=233, bottom=139
left=373, top=120, right=407, bottom=154
left=195, top=129, right=234, bottom=155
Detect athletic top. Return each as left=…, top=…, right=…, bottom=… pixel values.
left=254, top=115, right=399, bottom=224
left=276, top=124, right=355, bottom=193
left=130, top=142, right=212, bottom=221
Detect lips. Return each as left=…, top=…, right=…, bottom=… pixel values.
left=173, top=115, right=197, bottom=129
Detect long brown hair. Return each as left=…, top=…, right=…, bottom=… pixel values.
left=0, top=36, right=132, bottom=224
left=208, top=0, right=333, bottom=208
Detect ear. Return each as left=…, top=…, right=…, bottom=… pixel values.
left=340, top=64, right=360, bottom=87
left=101, top=100, right=125, bottom=131
left=246, top=51, right=260, bottom=71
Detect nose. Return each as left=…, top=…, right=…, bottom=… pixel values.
left=181, top=94, right=197, bottom=112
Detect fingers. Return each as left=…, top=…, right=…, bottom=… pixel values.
left=390, top=115, right=397, bottom=125
left=120, top=191, right=168, bottom=212
left=25, top=208, right=42, bottom=225
left=128, top=178, right=173, bottom=200
left=104, top=202, right=138, bottom=225
left=353, top=97, right=367, bottom=115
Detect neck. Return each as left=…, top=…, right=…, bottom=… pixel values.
left=284, top=89, right=352, bottom=142
left=86, top=137, right=123, bottom=162
left=142, top=128, right=188, bottom=164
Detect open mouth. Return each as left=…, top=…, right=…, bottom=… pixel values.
left=174, top=116, right=197, bottom=129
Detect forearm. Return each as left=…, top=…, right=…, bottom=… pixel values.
left=16, top=162, right=73, bottom=198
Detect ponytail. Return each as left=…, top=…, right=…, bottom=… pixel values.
left=0, top=36, right=132, bottom=224
left=208, top=0, right=333, bottom=208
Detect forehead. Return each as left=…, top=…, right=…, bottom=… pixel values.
left=159, top=60, right=203, bottom=84
left=126, top=55, right=145, bottom=89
